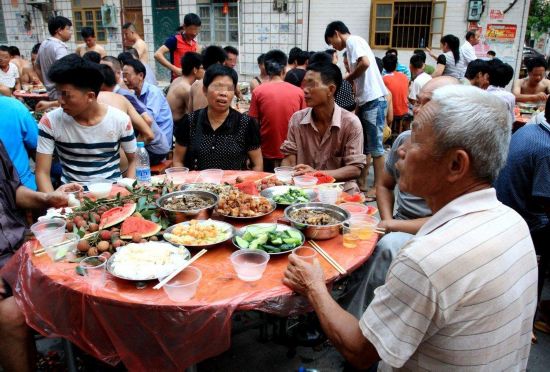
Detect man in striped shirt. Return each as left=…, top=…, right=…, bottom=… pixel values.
left=36, top=55, right=137, bottom=191
left=284, top=85, right=537, bottom=370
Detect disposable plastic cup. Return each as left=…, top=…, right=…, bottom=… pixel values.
left=343, top=226, right=360, bottom=248
left=318, top=188, right=339, bottom=204
left=165, top=167, right=189, bottom=185
left=87, top=179, right=113, bottom=199
left=161, top=266, right=202, bottom=302
left=293, top=175, right=318, bottom=187
left=230, top=250, right=270, bottom=282
left=31, top=219, right=66, bottom=247
left=58, top=182, right=84, bottom=198
left=43, top=233, right=80, bottom=262
left=292, top=246, right=317, bottom=263
left=79, top=256, right=107, bottom=286
left=274, top=166, right=294, bottom=182
left=345, top=216, right=379, bottom=240
left=199, top=169, right=224, bottom=184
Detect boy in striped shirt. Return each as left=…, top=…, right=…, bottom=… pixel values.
left=36, top=54, right=137, bottom=192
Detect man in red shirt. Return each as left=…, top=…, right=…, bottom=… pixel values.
left=154, top=13, right=201, bottom=80
left=382, top=54, right=409, bottom=119
left=249, top=49, right=306, bottom=172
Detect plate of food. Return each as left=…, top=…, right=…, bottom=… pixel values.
left=179, top=182, right=235, bottom=195
left=163, top=219, right=234, bottom=248
left=260, top=186, right=317, bottom=206
left=232, top=223, right=305, bottom=255
left=106, top=242, right=190, bottom=281
left=216, top=189, right=276, bottom=219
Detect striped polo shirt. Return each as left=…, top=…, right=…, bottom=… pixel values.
left=37, top=105, right=137, bottom=183
left=360, top=188, right=537, bottom=371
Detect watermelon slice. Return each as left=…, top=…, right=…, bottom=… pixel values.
left=119, top=216, right=161, bottom=239
left=99, top=203, right=136, bottom=229
left=234, top=180, right=259, bottom=195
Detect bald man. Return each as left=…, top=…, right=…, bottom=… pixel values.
left=122, top=23, right=148, bottom=64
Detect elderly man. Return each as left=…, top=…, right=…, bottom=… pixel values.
left=284, top=85, right=537, bottom=370
left=280, top=62, right=365, bottom=191
left=122, top=23, right=148, bottom=64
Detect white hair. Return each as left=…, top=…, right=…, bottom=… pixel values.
left=430, top=85, right=511, bottom=182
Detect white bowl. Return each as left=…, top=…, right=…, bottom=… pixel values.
left=88, top=182, right=113, bottom=199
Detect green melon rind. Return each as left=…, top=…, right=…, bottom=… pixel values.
left=98, top=203, right=137, bottom=229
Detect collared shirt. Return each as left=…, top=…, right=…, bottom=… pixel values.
left=0, top=141, right=26, bottom=261
left=280, top=105, right=366, bottom=191
left=138, top=81, right=174, bottom=147
left=36, top=37, right=68, bottom=99
left=487, top=85, right=515, bottom=125
left=360, top=188, right=537, bottom=371
left=460, top=40, right=477, bottom=68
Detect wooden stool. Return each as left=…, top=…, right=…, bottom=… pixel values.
left=150, top=159, right=173, bottom=175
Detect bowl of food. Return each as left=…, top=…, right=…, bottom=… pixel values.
left=157, top=190, right=218, bottom=224
left=233, top=223, right=305, bottom=255
left=179, top=182, right=235, bottom=195
left=217, top=189, right=276, bottom=219
left=164, top=219, right=235, bottom=249
left=284, top=203, right=350, bottom=240
left=260, top=186, right=317, bottom=207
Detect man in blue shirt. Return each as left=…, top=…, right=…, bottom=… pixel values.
left=122, top=59, right=174, bottom=147
left=0, top=96, right=38, bottom=189
left=383, top=49, right=411, bottom=81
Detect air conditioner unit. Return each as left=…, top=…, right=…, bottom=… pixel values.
left=26, top=0, right=50, bottom=5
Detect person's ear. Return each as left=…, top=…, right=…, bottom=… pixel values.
left=446, top=149, right=470, bottom=183
left=327, top=83, right=336, bottom=97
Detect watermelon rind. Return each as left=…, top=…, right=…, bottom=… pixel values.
left=99, top=203, right=137, bottom=229
left=119, top=216, right=162, bottom=239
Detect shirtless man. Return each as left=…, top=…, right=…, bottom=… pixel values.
left=513, top=56, right=550, bottom=103
left=19, top=44, right=41, bottom=85
left=122, top=23, right=148, bottom=64
left=166, top=52, right=204, bottom=122
left=75, top=27, right=106, bottom=58
left=8, top=47, right=25, bottom=75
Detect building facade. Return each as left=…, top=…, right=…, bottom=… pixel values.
left=0, top=0, right=530, bottom=84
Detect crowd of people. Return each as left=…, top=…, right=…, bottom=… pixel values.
left=0, top=12, right=549, bottom=371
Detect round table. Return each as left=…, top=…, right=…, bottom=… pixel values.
left=13, top=90, right=49, bottom=111
left=6, top=171, right=377, bottom=370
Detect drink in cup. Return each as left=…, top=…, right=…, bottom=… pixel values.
left=343, top=226, right=360, bottom=248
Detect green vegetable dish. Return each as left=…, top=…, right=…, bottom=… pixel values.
left=234, top=224, right=304, bottom=254
left=272, top=188, right=310, bottom=204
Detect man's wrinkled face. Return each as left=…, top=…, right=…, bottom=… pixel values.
left=528, top=67, right=546, bottom=85
left=122, top=65, right=143, bottom=90
left=84, top=36, right=95, bottom=48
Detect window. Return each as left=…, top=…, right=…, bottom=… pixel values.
left=0, top=1, right=7, bottom=43
left=370, top=0, right=446, bottom=49
left=72, top=0, right=107, bottom=43
left=198, top=2, right=239, bottom=45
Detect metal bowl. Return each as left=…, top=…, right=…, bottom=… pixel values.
left=157, top=190, right=218, bottom=224
left=284, top=203, right=350, bottom=240
left=179, top=182, right=235, bottom=195
left=232, top=223, right=305, bottom=255
left=260, top=186, right=318, bottom=208
left=216, top=197, right=276, bottom=220
left=163, top=219, right=235, bottom=249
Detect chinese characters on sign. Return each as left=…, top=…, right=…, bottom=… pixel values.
left=486, top=24, right=517, bottom=42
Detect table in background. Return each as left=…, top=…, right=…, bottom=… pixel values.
left=13, top=90, right=49, bottom=111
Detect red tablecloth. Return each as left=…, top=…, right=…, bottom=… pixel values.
left=13, top=90, right=49, bottom=99
left=5, top=171, right=377, bottom=370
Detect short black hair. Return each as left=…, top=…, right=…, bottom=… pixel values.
left=126, top=48, right=140, bottom=59
left=488, top=60, right=514, bottom=87
left=288, top=47, right=302, bottom=65
left=223, top=45, right=239, bottom=56
left=8, top=46, right=20, bottom=57
left=386, top=48, right=398, bottom=56
left=487, top=50, right=496, bottom=57
left=306, top=62, right=343, bottom=95
left=31, top=43, right=41, bottom=55
left=413, top=49, right=427, bottom=62
left=464, top=59, right=489, bottom=80
left=101, top=56, right=122, bottom=72
left=296, top=50, right=309, bottom=66
left=465, top=31, right=477, bottom=41
left=257, top=53, right=265, bottom=65
left=98, top=64, right=117, bottom=88
left=48, top=54, right=103, bottom=96
left=122, top=22, right=135, bottom=31
left=183, top=13, right=202, bottom=27
left=325, top=48, right=337, bottom=56
left=181, top=52, right=202, bottom=76
left=308, top=51, right=333, bottom=65
left=264, top=49, right=287, bottom=76
left=81, top=27, right=95, bottom=39
left=203, top=64, right=238, bottom=89
left=410, top=54, right=424, bottom=69
left=117, top=52, right=134, bottom=66
left=0, top=45, right=9, bottom=53
left=324, top=21, right=350, bottom=44
left=124, top=59, right=147, bottom=77
left=525, top=56, right=547, bottom=72
left=48, top=16, right=72, bottom=36
left=382, top=54, right=397, bottom=72
left=201, top=45, right=227, bottom=70
left=83, top=51, right=101, bottom=63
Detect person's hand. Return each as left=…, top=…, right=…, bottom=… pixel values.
left=44, top=191, right=69, bottom=208
left=377, top=219, right=394, bottom=234
left=35, top=100, right=52, bottom=112
left=535, top=92, right=549, bottom=101
left=293, top=164, right=315, bottom=176
left=172, top=67, right=182, bottom=76
left=283, top=254, right=326, bottom=296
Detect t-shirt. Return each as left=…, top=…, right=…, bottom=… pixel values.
left=36, top=37, right=68, bottom=99
left=0, top=62, right=19, bottom=89
left=345, top=35, right=388, bottom=105
left=37, top=105, right=137, bottom=183
left=409, top=72, right=432, bottom=101
left=284, top=68, right=306, bottom=87
left=436, top=51, right=465, bottom=79
left=383, top=72, right=409, bottom=117
left=248, top=81, right=306, bottom=159
left=486, top=85, right=515, bottom=125
left=496, top=122, right=550, bottom=232
left=383, top=63, right=411, bottom=81
left=0, top=97, right=38, bottom=190
left=459, top=41, right=477, bottom=70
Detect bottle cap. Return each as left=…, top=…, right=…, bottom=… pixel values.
left=137, top=142, right=145, bottom=148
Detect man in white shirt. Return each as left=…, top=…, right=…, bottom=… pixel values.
left=0, top=46, right=20, bottom=93
left=486, top=59, right=516, bottom=124
left=459, top=30, right=479, bottom=71
left=408, top=54, right=432, bottom=105
left=325, top=21, right=388, bottom=199
left=284, top=85, right=537, bottom=370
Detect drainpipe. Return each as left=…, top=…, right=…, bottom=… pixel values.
left=306, top=0, right=311, bottom=50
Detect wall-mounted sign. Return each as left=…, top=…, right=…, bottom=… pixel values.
left=486, top=24, right=517, bottom=42
left=489, top=9, right=504, bottom=20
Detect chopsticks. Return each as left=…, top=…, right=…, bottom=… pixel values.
left=308, top=240, right=346, bottom=275
left=375, top=227, right=386, bottom=235
left=153, top=249, right=207, bottom=290
left=33, top=231, right=98, bottom=256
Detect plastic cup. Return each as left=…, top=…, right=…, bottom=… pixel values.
left=165, top=167, right=189, bottom=185
left=339, top=202, right=370, bottom=216
left=79, top=256, right=107, bottom=286
left=199, top=169, right=224, bottom=184
left=31, top=219, right=66, bottom=247
left=87, top=179, right=113, bottom=199
left=342, top=226, right=360, bottom=248
left=293, top=175, right=318, bottom=187
left=292, top=246, right=317, bottom=263
left=161, top=266, right=202, bottom=302
left=318, top=188, right=339, bottom=204
left=43, top=233, right=80, bottom=262
left=230, top=250, right=270, bottom=282
left=346, top=216, right=379, bottom=240
left=274, top=166, right=294, bottom=182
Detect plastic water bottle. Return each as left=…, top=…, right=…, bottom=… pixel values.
left=136, top=142, right=151, bottom=184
